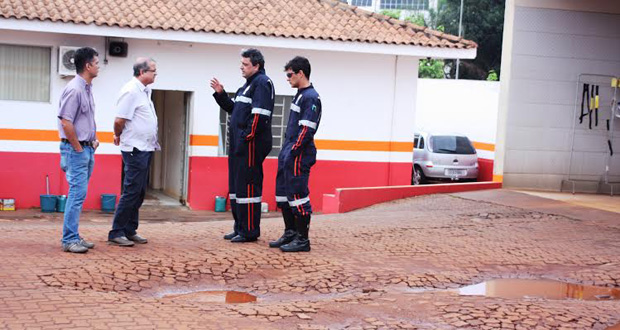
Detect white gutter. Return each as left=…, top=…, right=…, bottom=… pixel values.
left=0, top=18, right=477, bottom=59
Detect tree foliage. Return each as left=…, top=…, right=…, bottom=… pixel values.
left=419, top=59, right=446, bottom=79
left=381, top=0, right=505, bottom=80
left=436, top=0, right=505, bottom=80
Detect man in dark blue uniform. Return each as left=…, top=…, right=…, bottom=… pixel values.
left=270, top=56, right=321, bottom=252
left=210, top=48, right=274, bottom=242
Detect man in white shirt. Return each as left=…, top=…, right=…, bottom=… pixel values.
left=108, top=57, right=160, bottom=247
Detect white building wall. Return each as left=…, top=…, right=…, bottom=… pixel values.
left=0, top=29, right=420, bottom=163
left=500, top=6, right=620, bottom=190
left=416, top=79, right=499, bottom=160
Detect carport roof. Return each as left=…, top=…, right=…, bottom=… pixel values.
left=0, top=0, right=477, bottom=49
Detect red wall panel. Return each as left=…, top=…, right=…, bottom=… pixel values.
left=0, top=152, right=121, bottom=210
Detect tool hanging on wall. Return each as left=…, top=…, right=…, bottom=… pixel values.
left=581, top=84, right=600, bottom=129
left=594, top=84, right=599, bottom=127
left=609, top=78, right=619, bottom=157
left=580, top=83, right=589, bottom=124
left=589, top=84, right=594, bottom=129
left=587, top=84, right=600, bottom=129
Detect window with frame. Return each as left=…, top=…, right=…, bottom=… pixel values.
left=219, top=94, right=293, bottom=157
left=380, top=0, right=429, bottom=10
left=0, top=44, right=51, bottom=102
left=351, top=0, right=373, bottom=6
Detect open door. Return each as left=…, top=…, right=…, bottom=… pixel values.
left=148, top=90, right=191, bottom=205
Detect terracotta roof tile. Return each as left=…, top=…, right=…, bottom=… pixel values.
left=1, top=0, right=477, bottom=49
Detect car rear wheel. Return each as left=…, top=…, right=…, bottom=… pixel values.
left=412, top=166, right=426, bottom=185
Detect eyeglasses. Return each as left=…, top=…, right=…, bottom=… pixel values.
left=144, top=69, right=157, bottom=73
left=286, top=72, right=295, bottom=78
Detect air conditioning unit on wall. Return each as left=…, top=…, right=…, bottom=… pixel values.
left=58, top=46, right=80, bottom=76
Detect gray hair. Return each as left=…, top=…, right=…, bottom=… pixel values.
left=133, top=57, right=156, bottom=77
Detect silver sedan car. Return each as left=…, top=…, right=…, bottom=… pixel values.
left=412, top=132, right=479, bottom=185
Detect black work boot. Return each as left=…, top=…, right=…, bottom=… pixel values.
left=224, top=203, right=239, bottom=240
left=269, top=207, right=297, bottom=248
left=223, top=231, right=237, bottom=240
left=280, top=214, right=311, bottom=252
left=269, top=229, right=297, bottom=248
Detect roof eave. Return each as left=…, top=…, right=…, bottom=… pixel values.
left=0, top=18, right=477, bottom=59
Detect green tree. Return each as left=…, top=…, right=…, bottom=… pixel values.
left=419, top=59, right=446, bottom=79
left=486, top=70, right=498, bottom=81
left=436, top=0, right=505, bottom=80
left=381, top=0, right=504, bottom=80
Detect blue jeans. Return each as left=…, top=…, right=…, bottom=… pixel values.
left=108, top=148, right=152, bottom=239
left=60, top=142, right=95, bottom=244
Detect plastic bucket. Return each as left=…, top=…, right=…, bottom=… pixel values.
left=56, top=195, right=67, bottom=213
left=101, top=194, right=117, bottom=213
left=215, top=196, right=226, bottom=212
left=40, top=195, right=57, bottom=213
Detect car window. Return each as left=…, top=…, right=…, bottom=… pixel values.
left=414, top=136, right=419, bottom=149
left=419, top=137, right=425, bottom=149
left=429, top=136, right=476, bottom=154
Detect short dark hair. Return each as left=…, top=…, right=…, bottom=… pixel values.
left=74, top=47, right=98, bottom=74
left=284, top=56, right=311, bottom=79
left=133, top=58, right=155, bottom=77
left=241, top=48, right=265, bottom=70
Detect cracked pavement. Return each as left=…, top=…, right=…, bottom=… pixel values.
left=1, top=190, right=619, bottom=329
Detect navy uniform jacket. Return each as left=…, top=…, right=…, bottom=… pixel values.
left=281, top=84, right=321, bottom=166
left=213, top=68, right=274, bottom=157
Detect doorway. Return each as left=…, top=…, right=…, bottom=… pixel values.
left=148, top=90, right=191, bottom=206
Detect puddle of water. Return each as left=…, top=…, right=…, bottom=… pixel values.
left=459, top=279, right=620, bottom=301
left=163, top=290, right=257, bottom=304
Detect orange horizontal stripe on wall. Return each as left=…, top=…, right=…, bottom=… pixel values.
left=185, top=135, right=414, bottom=151
left=0, top=128, right=59, bottom=141
left=315, top=140, right=413, bottom=152
left=190, top=135, right=219, bottom=146
left=0, top=129, right=495, bottom=153
left=98, top=132, right=114, bottom=143
left=0, top=129, right=116, bottom=143
left=472, top=141, right=495, bottom=152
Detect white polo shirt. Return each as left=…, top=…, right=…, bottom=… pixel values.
left=116, top=77, right=160, bottom=152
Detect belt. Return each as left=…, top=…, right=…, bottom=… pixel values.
left=61, top=138, right=94, bottom=147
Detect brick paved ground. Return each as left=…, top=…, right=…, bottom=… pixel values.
left=1, top=189, right=619, bottom=329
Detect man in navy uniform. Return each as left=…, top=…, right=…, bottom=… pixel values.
left=210, top=48, right=274, bottom=242
left=270, top=56, right=321, bottom=252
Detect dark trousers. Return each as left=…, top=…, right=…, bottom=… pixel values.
left=275, top=146, right=316, bottom=216
left=229, top=137, right=270, bottom=239
left=108, top=148, right=152, bottom=239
